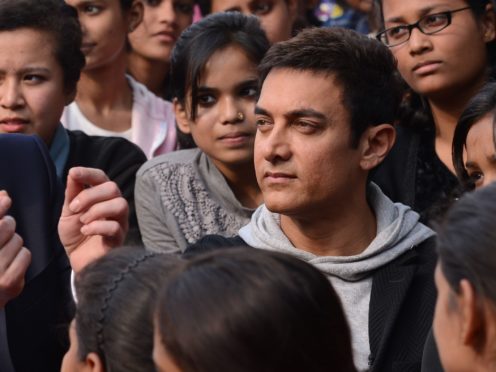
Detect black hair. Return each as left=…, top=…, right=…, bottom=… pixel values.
left=453, top=82, right=496, bottom=189
left=436, top=182, right=496, bottom=350
left=170, top=11, right=270, bottom=148
left=375, top=0, right=496, bottom=132
left=0, top=0, right=85, bottom=94
left=74, top=247, right=180, bottom=372
left=120, top=0, right=134, bottom=10
left=156, top=247, right=356, bottom=372
left=258, top=27, right=403, bottom=147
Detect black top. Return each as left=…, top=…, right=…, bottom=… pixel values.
left=65, top=130, right=147, bottom=244
left=371, top=125, right=461, bottom=225
left=186, top=234, right=438, bottom=372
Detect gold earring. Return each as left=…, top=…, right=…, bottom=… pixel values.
left=237, top=112, right=245, bottom=121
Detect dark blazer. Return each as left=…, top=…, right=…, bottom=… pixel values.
left=186, top=235, right=437, bottom=372
left=0, top=134, right=72, bottom=372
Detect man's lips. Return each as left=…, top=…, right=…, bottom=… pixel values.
left=264, top=171, right=296, bottom=180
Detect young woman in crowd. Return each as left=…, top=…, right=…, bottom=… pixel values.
left=453, top=82, right=496, bottom=190
left=372, top=0, right=496, bottom=223
left=135, top=12, right=269, bottom=253
left=433, top=182, right=496, bottom=372
left=154, top=248, right=356, bottom=372
left=62, top=247, right=180, bottom=372
left=198, top=0, right=298, bottom=44
left=127, top=0, right=194, bottom=100
left=63, top=0, right=177, bottom=159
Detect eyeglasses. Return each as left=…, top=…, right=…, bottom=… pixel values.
left=376, top=6, right=472, bottom=47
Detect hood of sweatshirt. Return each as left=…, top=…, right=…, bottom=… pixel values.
left=239, top=183, right=435, bottom=282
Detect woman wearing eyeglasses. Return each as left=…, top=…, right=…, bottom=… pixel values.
left=371, top=0, right=496, bottom=224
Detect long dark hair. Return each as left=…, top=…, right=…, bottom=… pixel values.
left=453, top=82, right=496, bottom=189
left=375, top=0, right=496, bottom=131
left=170, top=12, right=270, bottom=148
left=74, top=247, right=180, bottom=372
left=436, top=182, right=496, bottom=350
left=156, top=247, right=356, bottom=372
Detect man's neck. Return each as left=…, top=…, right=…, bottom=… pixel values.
left=127, top=52, right=169, bottom=99
left=280, top=187, right=377, bottom=257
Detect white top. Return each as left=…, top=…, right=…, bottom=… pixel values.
left=62, top=102, right=133, bottom=141
left=62, top=75, right=177, bottom=159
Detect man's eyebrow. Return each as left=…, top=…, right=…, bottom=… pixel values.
left=255, top=106, right=270, bottom=116
left=0, top=67, right=52, bottom=75
left=285, top=108, right=327, bottom=121
left=21, top=67, right=51, bottom=74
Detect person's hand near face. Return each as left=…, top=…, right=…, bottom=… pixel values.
left=58, top=167, right=129, bottom=274
left=0, top=191, right=31, bottom=308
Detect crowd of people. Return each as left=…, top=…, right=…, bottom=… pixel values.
left=1, top=0, right=496, bottom=371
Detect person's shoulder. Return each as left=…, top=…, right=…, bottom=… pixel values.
left=137, top=148, right=202, bottom=178
left=411, top=236, right=437, bottom=262
left=67, top=129, right=146, bottom=159
left=183, top=235, right=249, bottom=258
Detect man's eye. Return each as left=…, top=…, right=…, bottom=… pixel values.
left=252, top=2, right=271, bottom=15
left=146, top=0, right=161, bottom=5
left=24, top=75, right=45, bottom=83
left=256, top=118, right=272, bottom=130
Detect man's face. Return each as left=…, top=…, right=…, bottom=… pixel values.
left=254, top=68, right=365, bottom=218
left=0, top=28, right=71, bottom=144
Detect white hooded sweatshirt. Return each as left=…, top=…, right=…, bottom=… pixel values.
left=239, top=183, right=435, bottom=371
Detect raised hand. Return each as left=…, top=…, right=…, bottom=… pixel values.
left=0, top=191, right=31, bottom=308
left=58, top=167, right=129, bottom=273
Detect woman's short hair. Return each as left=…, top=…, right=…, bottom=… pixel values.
left=75, top=247, right=180, bottom=372
left=156, top=247, right=356, bottom=372
left=0, top=0, right=85, bottom=94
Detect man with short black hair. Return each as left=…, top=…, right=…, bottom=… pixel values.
left=191, top=27, right=437, bottom=371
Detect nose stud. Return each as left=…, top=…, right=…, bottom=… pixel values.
left=237, top=112, right=245, bottom=121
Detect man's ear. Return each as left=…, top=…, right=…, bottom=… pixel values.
left=173, top=98, right=192, bottom=134
left=84, top=352, right=104, bottom=372
left=359, top=124, right=396, bottom=171
left=128, top=0, right=144, bottom=33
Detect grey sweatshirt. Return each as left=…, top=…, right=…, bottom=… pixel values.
left=239, top=183, right=435, bottom=371
left=136, top=149, right=255, bottom=253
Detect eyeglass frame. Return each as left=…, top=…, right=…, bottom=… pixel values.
left=376, top=6, right=473, bottom=47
